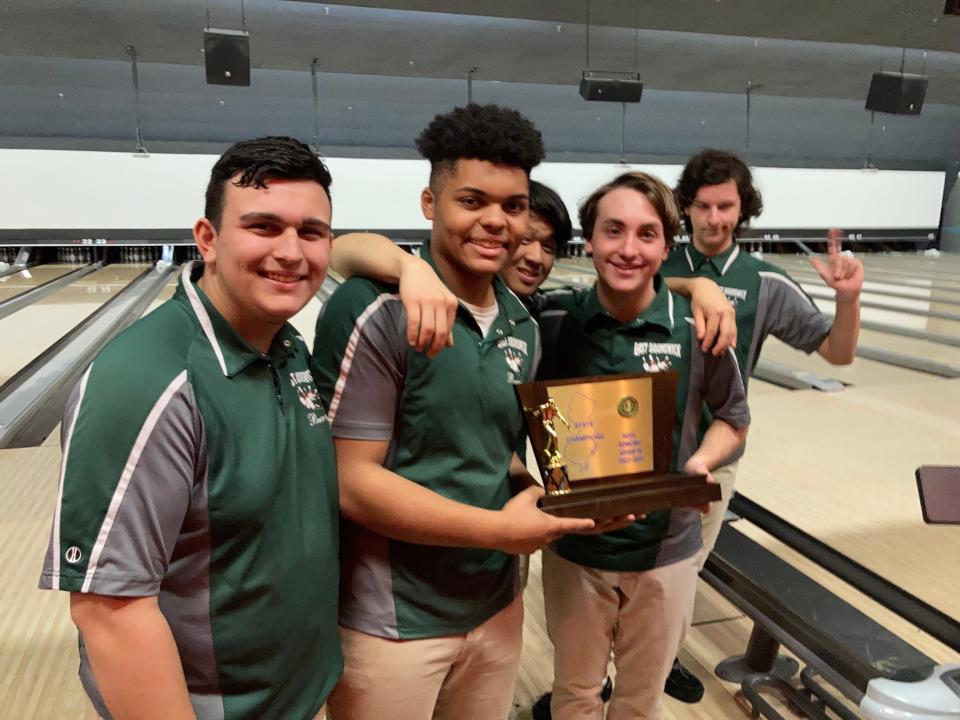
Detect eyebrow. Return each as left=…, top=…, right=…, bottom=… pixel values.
left=454, top=187, right=529, bottom=201
left=239, top=212, right=331, bottom=232
left=602, top=218, right=661, bottom=231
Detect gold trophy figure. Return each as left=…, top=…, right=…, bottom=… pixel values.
left=531, top=398, right=572, bottom=494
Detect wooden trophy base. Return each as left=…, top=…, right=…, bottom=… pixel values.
left=537, top=473, right=720, bottom=519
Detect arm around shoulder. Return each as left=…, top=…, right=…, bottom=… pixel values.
left=665, top=276, right=737, bottom=355
left=329, top=233, right=457, bottom=357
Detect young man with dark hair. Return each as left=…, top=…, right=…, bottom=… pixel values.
left=311, top=104, right=609, bottom=720
left=534, top=171, right=749, bottom=719
left=499, top=179, right=573, bottom=298
left=39, top=136, right=342, bottom=720
left=661, top=148, right=863, bottom=702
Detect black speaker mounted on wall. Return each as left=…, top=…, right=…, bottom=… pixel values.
left=945, top=0, right=960, bottom=15
left=579, top=70, right=643, bottom=103
left=204, top=28, right=251, bottom=87
left=865, top=71, right=928, bottom=115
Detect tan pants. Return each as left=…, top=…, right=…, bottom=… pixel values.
left=695, top=461, right=739, bottom=571
left=326, top=594, right=524, bottom=720
left=543, top=548, right=699, bottom=720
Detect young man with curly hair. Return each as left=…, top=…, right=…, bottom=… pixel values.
left=311, top=104, right=621, bottom=720
left=660, top=148, right=864, bottom=703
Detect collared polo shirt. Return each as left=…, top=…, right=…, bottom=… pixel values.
left=40, top=263, right=342, bottom=720
left=661, top=242, right=833, bottom=388
left=312, top=241, right=541, bottom=640
left=537, top=276, right=749, bottom=572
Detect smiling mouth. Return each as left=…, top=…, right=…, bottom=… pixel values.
left=610, top=262, right=645, bottom=273
left=260, top=270, right=306, bottom=284
left=517, top=266, right=542, bottom=283
left=469, top=237, right=506, bottom=249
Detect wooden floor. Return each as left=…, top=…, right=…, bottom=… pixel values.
left=3, top=252, right=959, bottom=719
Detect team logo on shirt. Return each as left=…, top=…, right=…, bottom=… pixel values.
left=633, top=342, right=682, bottom=373
left=289, top=370, right=328, bottom=427
left=65, top=546, right=82, bottom=564
left=298, top=385, right=320, bottom=410
left=498, top=337, right=529, bottom=383
left=721, top=286, right=747, bottom=309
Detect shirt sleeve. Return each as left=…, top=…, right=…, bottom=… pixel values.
left=39, top=363, right=200, bottom=596
left=312, top=279, right=408, bottom=441
left=702, top=348, right=751, bottom=430
left=758, top=269, right=833, bottom=354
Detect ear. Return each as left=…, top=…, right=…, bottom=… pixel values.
left=584, top=236, right=593, bottom=255
left=660, top=241, right=670, bottom=262
left=420, top=187, right=436, bottom=221
left=193, top=217, right=218, bottom=266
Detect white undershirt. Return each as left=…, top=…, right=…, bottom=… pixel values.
left=461, top=299, right=500, bottom=339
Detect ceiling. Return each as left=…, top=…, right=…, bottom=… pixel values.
left=2, top=0, right=959, bottom=170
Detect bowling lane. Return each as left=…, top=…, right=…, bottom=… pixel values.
left=140, top=274, right=179, bottom=318
left=775, top=257, right=960, bottom=293
left=0, top=263, right=83, bottom=303
left=758, top=336, right=938, bottom=387
left=737, top=371, right=960, bottom=621
left=546, top=264, right=597, bottom=288
left=786, top=269, right=960, bottom=302
left=0, top=264, right=149, bottom=387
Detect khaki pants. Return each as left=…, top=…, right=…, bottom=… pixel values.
left=326, top=594, right=523, bottom=720
left=543, top=548, right=698, bottom=720
left=695, top=461, right=739, bottom=571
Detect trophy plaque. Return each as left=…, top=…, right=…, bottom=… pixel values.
left=516, top=371, right=721, bottom=519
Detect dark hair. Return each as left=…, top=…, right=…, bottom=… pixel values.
left=204, top=136, right=332, bottom=229
left=675, top=149, right=763, bottom=235
left=579, top=172, right=680, bottom=247
left=529, top=180, right=573, bottom=257
left=415, top=103, right=545, bottom=189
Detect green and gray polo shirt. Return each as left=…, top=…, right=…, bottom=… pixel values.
left=39, top=263, right=342, bottom=720
left=661, top=242, right=833, bottom=389
left=312, top=242, right=540, bottom=640
left=537, top=276, right=750, bottom=572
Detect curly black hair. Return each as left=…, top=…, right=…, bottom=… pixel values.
left=415, top=104, right=545, bottom=189
left=205, top=136, right=332, bottom=230
left=675, top=149, right=763, bottom=236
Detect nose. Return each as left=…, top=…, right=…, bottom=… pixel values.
left=618, top=233, right=640, bottom=259
left=708, top=207, right=722, bottom=225
left=479, top=205, right=507, bottom=233
left=274, top=226, right=305, bottom=263
left=526, top=242, right=544, bottom=267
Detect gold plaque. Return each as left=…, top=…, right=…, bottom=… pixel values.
left=515, top=371, right=721, bottom=519
left=546, top=378, right=654, bottom=482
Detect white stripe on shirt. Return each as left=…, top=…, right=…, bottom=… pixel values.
left=81, top=371, right=189, bottom=593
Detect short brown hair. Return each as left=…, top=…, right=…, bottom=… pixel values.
left=579, top=171, right=680, bottom=247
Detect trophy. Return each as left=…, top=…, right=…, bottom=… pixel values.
left=516, top=371, right=721, bottom=519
